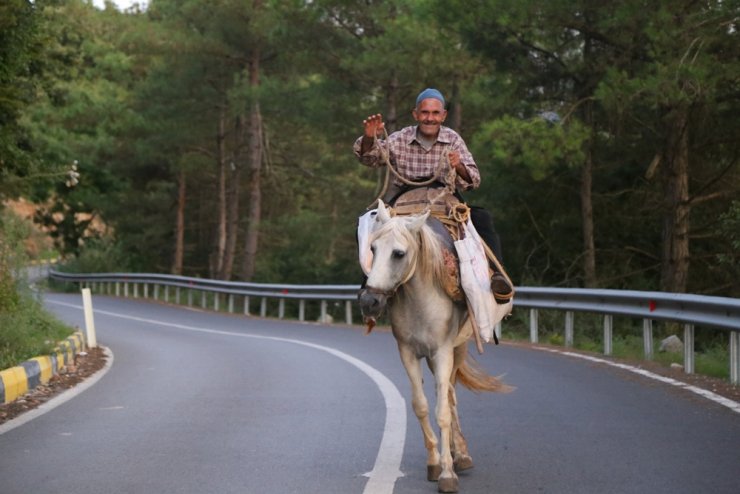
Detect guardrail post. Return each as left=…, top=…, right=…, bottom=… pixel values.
left=134, top=283, right=139, bottom=298
left=564, top=311, right=574, bottom=347
left=228, top=294, right=234, bottom=313
left=345, top=300, right=352, bottom=325
left=529, top=308, right=539, bottom=343
left=214, top=293, right=219, bottom=312
left=603, top=315, right=613, bottom=356
left=144, top=283, right=149, bottom=299
left=154, top=284, right=159, bottom=301
left=643, top=319, right=653, bottom=360
left=278, top=299, right=285, bottom=319
left=731, top=331, right=740, bottom=385
left=684, top=323, right=695, bottom=374
left=321, top=300, right=328, bottom=323
left=244, top=296, right=250, bottom=315
left=299, top=300, right=305, bottom=321
left=260, top=298, right=267, bottom=317
left=115, top=282, right=121, bottom=296
left=124, top=282, right=129, bottom=298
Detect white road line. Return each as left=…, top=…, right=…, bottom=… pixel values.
left=532, top=346, right=740, bottom=414
left=0, top=347, right=115, bottom=435
left=46, top=299, right=407, bottom=494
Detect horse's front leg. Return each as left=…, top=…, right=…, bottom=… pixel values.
left=432, top=348, right=459, bottom=493
left=397, top=344, right=441, bottom=481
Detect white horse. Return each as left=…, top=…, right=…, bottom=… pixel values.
left=358, top=200, right=511, bottom=493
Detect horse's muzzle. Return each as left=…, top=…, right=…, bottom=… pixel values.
left=358, top=287, right=389, bottom=319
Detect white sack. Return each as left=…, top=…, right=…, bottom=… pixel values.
left=454, top=219, right=513, bottom=342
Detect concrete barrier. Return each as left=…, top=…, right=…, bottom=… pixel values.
left=0, top=331, right=86, bottom=404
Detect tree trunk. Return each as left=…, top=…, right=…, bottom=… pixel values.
left=242, top=48, right=263, bottom=281
left=579, top=33, right=597, bottom=287
left=171, top=168, right=186, bottom=275
left=220, top=115, right=245, bottom=280
left=660, top=108, right=691, bottom=293
left=211, top=107, right=228, bottom=279
left=581, top=146, right=597, bottom=287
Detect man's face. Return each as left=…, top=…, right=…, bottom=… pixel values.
left=412, top=98, right=447, bottom=139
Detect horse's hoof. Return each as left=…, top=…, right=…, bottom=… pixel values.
left=454, top=454, right=474, bottom=472
left=438, top=476, right=459, bottom=493
left=427, top=464, right=442, bottom=481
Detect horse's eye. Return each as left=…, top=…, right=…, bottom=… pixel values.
left=392, top=249, right=405, bottom=259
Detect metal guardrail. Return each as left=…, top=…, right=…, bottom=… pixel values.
left=48, top=270, right=740, bottom=384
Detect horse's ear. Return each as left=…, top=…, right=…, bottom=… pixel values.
left=377, top=200, right=391, bottom=224
left=408, top=210, right=430, bottom=232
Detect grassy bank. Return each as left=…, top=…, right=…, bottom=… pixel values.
left=0, top=292, right=72, bottom=370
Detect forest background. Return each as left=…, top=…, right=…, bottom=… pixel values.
left=1, top=0, right=739, bottom=300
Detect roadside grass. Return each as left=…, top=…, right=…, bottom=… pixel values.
left=500, top=309, right=731, bottom=381
left=0, top=292, right=73, bottom=370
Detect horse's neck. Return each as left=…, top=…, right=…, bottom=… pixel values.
left=395, top=272, right=451, bottom=316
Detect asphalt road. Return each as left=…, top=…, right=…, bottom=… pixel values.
left=1, top=293, right=739, bottom=494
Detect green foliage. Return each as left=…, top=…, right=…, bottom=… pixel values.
left=474, top=115, right=589, bottom=180
left=0, top=210, right=30, bottom=312
left=0, top=0, right=736, bottom=297
left=716, top=201, right=740, bottom=289
left=0, top=294, right=72, bottom=370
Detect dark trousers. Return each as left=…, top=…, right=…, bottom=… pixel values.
left=469, top=206, right=503, bottom=263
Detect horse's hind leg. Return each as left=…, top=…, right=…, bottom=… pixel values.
left=450, top=345, right=473, bottom=472
left=398, top=345, right=442, bottom=481
left=448, top=385, right=473, bottom=472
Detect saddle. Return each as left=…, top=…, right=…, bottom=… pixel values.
left=392, top=187, right=469, bottom=238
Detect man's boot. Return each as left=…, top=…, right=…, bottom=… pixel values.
left=491, top=271, right=513, bottom=304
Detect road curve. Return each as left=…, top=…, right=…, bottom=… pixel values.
left=0, top=293, right=738, bottom=494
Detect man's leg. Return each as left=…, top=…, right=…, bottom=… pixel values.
left=469, top=206, right=512, bottom=303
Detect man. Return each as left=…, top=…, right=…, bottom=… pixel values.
left=353, top=87, right=512, bottom=302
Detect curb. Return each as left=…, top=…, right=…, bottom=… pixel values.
left=0, top=331, right=86, bottom=404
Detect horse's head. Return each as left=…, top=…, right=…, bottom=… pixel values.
left=358, top=200, right=429, bottom=322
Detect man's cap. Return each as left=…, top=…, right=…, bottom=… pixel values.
left=415, top=88, right=445, bottom=107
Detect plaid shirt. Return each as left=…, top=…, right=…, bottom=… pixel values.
left=353, top=125, right=480, bottom=190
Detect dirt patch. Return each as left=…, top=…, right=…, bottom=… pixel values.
left=0, top=346, right=108, bottom=425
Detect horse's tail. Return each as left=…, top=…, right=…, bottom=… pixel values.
left=456, top=353, right=514, bottom=394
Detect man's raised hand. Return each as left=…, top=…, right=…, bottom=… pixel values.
left=363, top=114, right=385, bottom=138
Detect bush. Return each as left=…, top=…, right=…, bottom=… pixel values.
left=60, top=236, right=131, bottom=274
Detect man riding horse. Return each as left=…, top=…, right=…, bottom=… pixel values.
left=353, top=87, right=513, bottom=303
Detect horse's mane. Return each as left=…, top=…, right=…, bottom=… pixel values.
left=372, top=215, right=448, bottom=288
